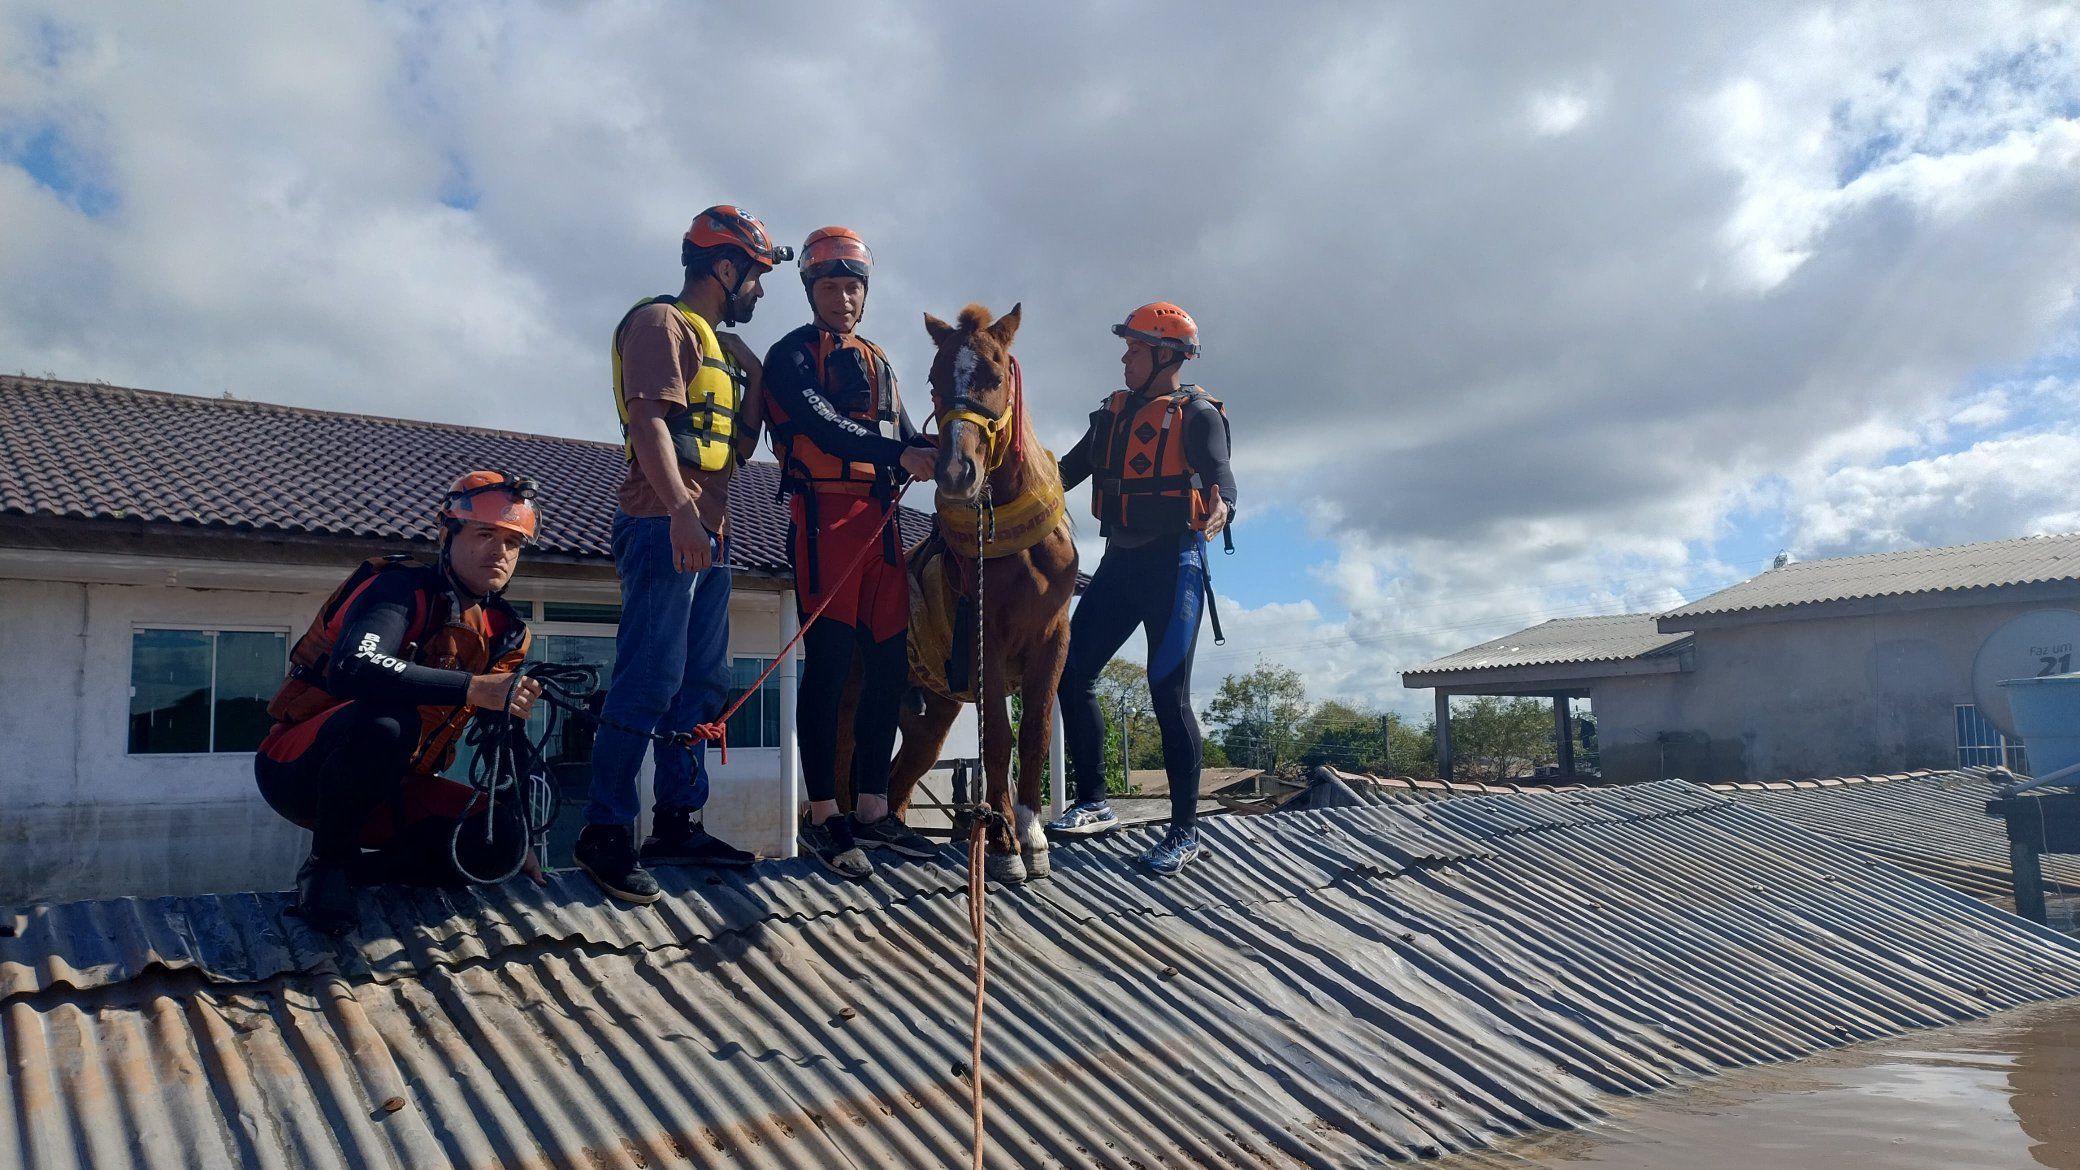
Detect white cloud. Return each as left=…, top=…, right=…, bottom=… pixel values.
left=4, top=1, right=2079, bottom=720
left=1790, top=430, right=2080, bottom=557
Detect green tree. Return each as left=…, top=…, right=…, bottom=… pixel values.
left=1448, top=696, right=1557, bottom=782
left=1295, top=703, right=1440, bottom=777
left=1202, top=661, right=1310, bottom=773
left=1298, top=701, right=1388, bottom=771
left=1387, top=715, right=1437, bottom=778
left=1093, top=659, right=1162, bottom=792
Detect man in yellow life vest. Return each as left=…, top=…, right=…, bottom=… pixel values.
left=1050, top=302, right=1236, bottom=877
left=577, top=206, right=789, bottom=903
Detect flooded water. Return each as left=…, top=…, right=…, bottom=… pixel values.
left=1455, top=998, right=2080, bottom=1170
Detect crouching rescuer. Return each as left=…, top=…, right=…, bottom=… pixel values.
left=255, top=472, right=545, bottom=936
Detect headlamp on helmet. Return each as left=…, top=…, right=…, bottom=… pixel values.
left=440, top=470, right=541, bottom=541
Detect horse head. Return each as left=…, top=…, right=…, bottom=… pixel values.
left=923, top=302, right=1023, bottom=501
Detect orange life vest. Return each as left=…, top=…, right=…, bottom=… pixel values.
left=266, top=556, right=529, bottom=775
left=767, top=326, right=903, bottom=497
left=1088, top=386, right=1229, bottom=535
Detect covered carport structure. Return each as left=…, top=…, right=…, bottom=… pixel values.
left=1402, top=614, right=1692, bottom=780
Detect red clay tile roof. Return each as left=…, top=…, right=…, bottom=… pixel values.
left=0, top=376, right=934, bottom=574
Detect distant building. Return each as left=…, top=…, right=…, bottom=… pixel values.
left=1403, top=534, right=2080, bottom=782
left=0, top=377, right=978, bottom=903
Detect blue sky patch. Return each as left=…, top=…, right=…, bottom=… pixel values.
left=4, top=122, right=118, bottom=217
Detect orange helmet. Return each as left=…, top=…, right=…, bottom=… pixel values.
left=683, top=205, right=792, bottom=270
left=1113, top=302, right=1201, bottom=358
left=799, top=226, right=873, bottom=288
left=440, top=471, right=540, bottom=540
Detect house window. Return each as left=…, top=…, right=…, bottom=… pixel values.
left=129, top=629, right=288, bottom=754
left=727, top=657, right=784, bottom=748
left=541, top=601, right=622, bottom=625
left=1956, top=704, right=2029, bottom=772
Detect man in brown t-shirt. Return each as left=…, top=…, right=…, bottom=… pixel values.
left=576, top=206, right=792, bottom=903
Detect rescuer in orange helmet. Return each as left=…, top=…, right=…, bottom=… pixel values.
left=255, top=472, right=544, bottom=936
left=1050, top=303, right=1236, bottom=877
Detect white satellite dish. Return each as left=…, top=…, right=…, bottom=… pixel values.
left=1970, top=609, right=2080, bottom=739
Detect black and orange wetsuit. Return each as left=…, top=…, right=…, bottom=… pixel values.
left=255, top=557, right=530, bottom=884
left=1057, top=386, right=1237, bottom=827
left=763, top=324, right=928, bottom=806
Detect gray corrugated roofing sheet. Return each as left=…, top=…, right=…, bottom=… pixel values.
left=5, top=785, right=2078, bottom=1169
left=1661, top=532, right=2080, bottom=623
left=1402, top=614, right=1690, bottom=678
left=1709, top=768, right=2080, bottom=902
left=1314, top=766, right=2080, bottom=907
left=0, top=376, right=934, bottom=574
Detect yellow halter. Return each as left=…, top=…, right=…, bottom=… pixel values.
left=933, top=352, right=1023, bottom=473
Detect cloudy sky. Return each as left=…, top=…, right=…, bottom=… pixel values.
left=4, top=2, right=2077, bottom=713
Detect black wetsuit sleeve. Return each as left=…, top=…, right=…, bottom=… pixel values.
left=765, top=339, right=912, bottom=466
left=1057, top=426, right=1095, bottom=491
left=1184, top=400, right=1237, bottom=511
left=327, top=572, right=474, bottom=705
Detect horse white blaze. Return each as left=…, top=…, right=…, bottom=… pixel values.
left=952, top=343, right=979, bottom=396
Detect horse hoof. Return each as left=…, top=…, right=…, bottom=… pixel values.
left=1024, top=845, right=1051, bottom=881
left=984, top=851, right=1029, bottom=884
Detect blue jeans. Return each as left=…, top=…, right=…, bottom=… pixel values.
left=585, top=511, right=732, bottom=826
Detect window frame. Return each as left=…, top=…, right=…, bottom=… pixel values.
left=1954, top=703, right=2029, bottom=772
left=126, top=622, right=291, bottom=757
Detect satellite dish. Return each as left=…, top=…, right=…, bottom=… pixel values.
left=1970, top=610, right=2080, bottom=739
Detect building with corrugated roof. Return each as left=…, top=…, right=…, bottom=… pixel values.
left=0, top=376, right=980, bottom=903
left=1403, top=533, right=2080, bottom=783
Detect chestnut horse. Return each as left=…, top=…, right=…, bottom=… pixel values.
left=835, top=304, right=1077, bottom=881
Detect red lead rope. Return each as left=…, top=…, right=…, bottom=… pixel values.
left=685, top=503, right=902, bottom=764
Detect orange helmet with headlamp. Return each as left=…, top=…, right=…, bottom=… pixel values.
left=440, top=470, right=540, bottom=541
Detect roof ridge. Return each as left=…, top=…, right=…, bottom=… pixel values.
left=1771, top=532, right=2080, bottom=571
left=0, top=373, right=632, bottom=451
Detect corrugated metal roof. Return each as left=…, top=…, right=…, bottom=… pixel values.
left=1709, top=768, right=2080, bottom=902
left=1311, top=766, right=2080, bottom=907
left=0, top=376, right=934, bottom=574
left=1402, top=614, right=1690, bottom=679
left=5, top=786, right=2078, bottom=1169
left=1661, top=532, right=2080, bottom=623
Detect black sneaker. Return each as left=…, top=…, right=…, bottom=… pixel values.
left=851, top=813, right=940, bottom=859
left=575, top=823, right=662, bottom=904
left=292, top=854, right=358, bottom=937
left=642, top=809, right=758, bottom=868
left=800, top=815, right=874, bottom=881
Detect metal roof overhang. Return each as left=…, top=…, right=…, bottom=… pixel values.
left=1656, top=578, right=2080, bottom=633
left=1401, top=649, right=1690, bottom=694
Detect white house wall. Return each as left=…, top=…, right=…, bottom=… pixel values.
left=1, top=571, right=980, bottom=905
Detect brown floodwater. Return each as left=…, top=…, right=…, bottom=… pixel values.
left=1450, top=998, right=2080, bottom=1170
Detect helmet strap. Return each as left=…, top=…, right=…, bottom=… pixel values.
left=1134, top=349, right=1183, bottom=397
left=711, top=256, right=754, bottom=327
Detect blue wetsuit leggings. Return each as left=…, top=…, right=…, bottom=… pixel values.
left=1057, top=534, right=1208, bottom=827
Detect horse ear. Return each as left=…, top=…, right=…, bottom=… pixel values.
left=924, top=313, right=955, bottom=346
left=987, top=303, right=1022, bottom=347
